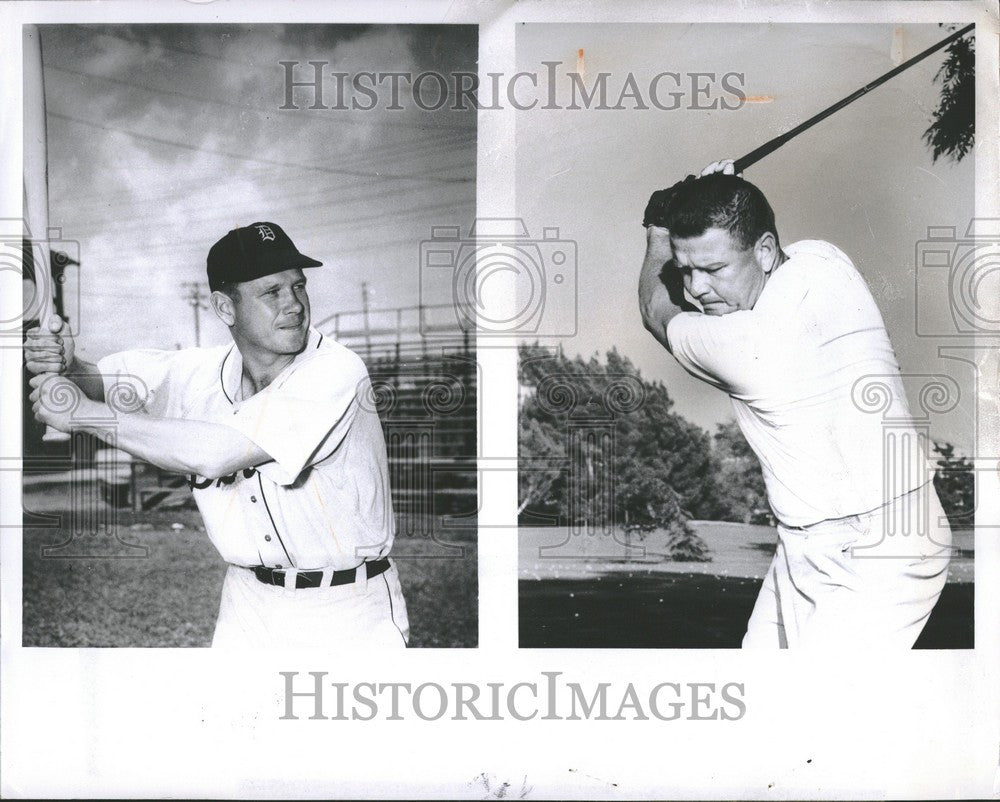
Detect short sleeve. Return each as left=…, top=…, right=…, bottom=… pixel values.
left=225, top=350, right=368, bottom=486
left=96, top=349, right=196, bottom=418
left=666, top=311, right=764, bottom=395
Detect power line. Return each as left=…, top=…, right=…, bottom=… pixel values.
left=54, top=167, right=475, bottom=236
left=55, top=133, right=475, bottom=225
left=56, top=183, right=474, bottom=242
left=44, top=62, right=476, bottom=133
left=49, top=111, right=474, bottom=185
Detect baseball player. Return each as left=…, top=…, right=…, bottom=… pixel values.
left=26, top=221, right=409, bottom=649
left=638, top=161, right=953, bottom=649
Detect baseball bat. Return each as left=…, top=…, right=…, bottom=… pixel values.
left=24, top=24, right=70, bottom=443
left=733, top=23, right=975, bottom=174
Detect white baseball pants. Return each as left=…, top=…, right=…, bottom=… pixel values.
left=211, top=561, right=410, bottom=649
left=743, top=484, right=953, bottom=649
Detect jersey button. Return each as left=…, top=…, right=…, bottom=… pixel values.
left=265, top=534, right=272, bottom=542
left=251, top=496, right=257, bottom=502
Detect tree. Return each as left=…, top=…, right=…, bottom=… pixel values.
left=518, top=344, right=712, bottom=561
left=711, top=420, right=770, bottom=524
left=924, top=25, right=974, bottom=163
left=516, top=416, right=563, bottom=518
left=932, top=441, right=974, bottom=530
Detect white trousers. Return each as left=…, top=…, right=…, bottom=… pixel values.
left=212, top=561, right=410, bottom=649
left=743, top=484, right=952, bottom=649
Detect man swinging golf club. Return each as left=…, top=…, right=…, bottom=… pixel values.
left=638, top=160, right=952, bottom=648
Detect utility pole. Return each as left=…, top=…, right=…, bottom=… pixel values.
left=181, top=281, right=208, bottom=346
left=361, top=281, right=371, bottom=360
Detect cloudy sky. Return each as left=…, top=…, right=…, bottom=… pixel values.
left=515, top=23, right=976, bottom=451
left=39, top=24, right=476, bottom=355
left=34, top=22, right=977, bottom=450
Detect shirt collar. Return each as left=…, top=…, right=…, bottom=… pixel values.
left=219, top=326, right=324, bottom=405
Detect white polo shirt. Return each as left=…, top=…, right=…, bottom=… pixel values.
left=98, top=328, right=395, bottom=570
left=666, top=240, right=926, bottom=527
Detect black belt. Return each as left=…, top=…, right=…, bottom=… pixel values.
left=252, top=557, right=390, bottom=589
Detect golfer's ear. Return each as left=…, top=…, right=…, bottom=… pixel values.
left=755, top=232, right=779, bottom=273
left=210, top=290, right=237, bottom=327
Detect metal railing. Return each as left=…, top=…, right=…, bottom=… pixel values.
left=314, top=302, right=473, bottom=361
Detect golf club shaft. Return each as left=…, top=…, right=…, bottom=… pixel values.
left=733, top=23, right=975, bottom=173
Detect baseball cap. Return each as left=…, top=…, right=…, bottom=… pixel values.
left=207, top=222, right=323, bottom=291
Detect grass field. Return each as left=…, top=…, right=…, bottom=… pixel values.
left=22, top=502, right=477, bottom=648
left=519, top=522, right=974, bottom=649
left=519, top=572, right=973, bottom=648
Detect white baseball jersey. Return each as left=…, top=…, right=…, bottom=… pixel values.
left=97, top=327, right=395, bottom=571
left=666, top=240, right=927, bottom=528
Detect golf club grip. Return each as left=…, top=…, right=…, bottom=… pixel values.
left=734, top=23, right=974, bottom=174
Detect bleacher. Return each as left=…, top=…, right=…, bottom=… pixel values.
left=315, top=303, right=478, bottom=534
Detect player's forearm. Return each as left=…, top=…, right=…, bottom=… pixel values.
left=76, top=401, right=268, bottom=477
left=65, top=357, right=106, bottom=401
left=639, top=230, right=683, bottom=347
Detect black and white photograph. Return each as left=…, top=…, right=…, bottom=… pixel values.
left=516, top=23, right=977, bottom=649
left=2, top=2, right=998, bottom=800
left=19, top=22, right=478, bottom=648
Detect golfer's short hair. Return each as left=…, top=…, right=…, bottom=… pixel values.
left=665, top=174, right=779, bottom=251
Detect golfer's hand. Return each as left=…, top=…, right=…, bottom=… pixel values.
left=642, top=174, right=697, bottom=229
left=643, top=161, right=740, bottom=229
left=700, top=159, right=738, bottom=176
left=24, top=316, right=75, bottom=376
